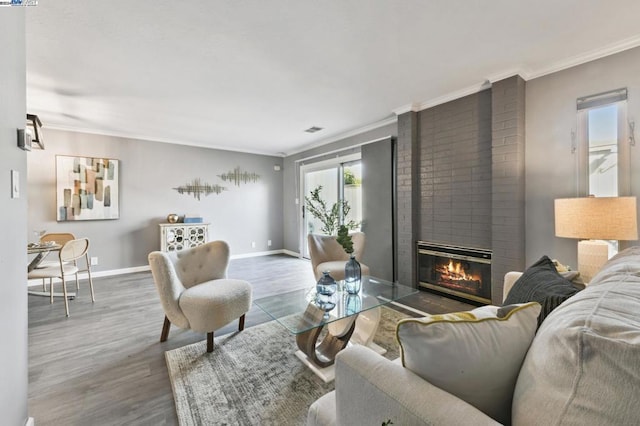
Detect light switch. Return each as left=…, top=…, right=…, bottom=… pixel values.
left=11, top=170, right=19, bottom=199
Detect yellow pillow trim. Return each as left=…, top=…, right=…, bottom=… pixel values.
left=396, top=302, right=541, bottom=367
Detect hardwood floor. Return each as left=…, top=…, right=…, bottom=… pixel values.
left=28, top=254, right=473, bottom=425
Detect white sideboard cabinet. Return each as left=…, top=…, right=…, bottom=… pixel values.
left=159, top=223, right=210, bottom=252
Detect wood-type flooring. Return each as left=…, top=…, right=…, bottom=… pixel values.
left=28, top=254, right=473, bottom=425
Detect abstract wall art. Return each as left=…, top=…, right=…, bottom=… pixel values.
left=173, top=178, right=227, bottom=200
left=56, top=155, right=120, bottom=221
left=218, top=166, right=260, bottom=186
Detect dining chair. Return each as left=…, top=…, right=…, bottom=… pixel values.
left=36, top=232, right=76, bottom=291
left=28, top=238, right=95, bottom=317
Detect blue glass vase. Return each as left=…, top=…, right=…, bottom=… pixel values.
left=344, top=254, right=362, bottom=294
left=316, top=271, right=337, bottom=296
left=315, top=293, right=337, bottom=320
left=344, top=293, right=362, bottom=316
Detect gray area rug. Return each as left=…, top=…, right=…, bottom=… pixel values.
left=165, top=306, right=410, bottom=426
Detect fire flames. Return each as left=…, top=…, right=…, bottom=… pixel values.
left=435, top=259, right=481, bottom=290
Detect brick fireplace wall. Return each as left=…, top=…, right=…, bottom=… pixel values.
left=395, top=75, right=526, bottom=304
left=396, top=112, right=420, bottom=287
left=491, top=76, right=527, bottom=301
left=419, top=90, right=492, bottom=248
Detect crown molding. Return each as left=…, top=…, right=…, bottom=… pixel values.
left=284, top=115, right=397, bottom=157
left=393, top=36, right=640, bottom=116
left=527, top=34, right=640, bottom=80
left=392, top=102, right=422, bottom=115
left=42, top=124, right=284, bottom=157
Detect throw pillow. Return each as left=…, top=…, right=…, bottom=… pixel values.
left=504, top=255, right=582, bottom=325
left=396, top=302, right=541, bottom=425
left=552, top=259, right=586, bottom=288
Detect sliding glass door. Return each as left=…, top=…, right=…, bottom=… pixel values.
left=304, top=167, right=339, bottom=238
left=301, top=155, right=362, bottom=259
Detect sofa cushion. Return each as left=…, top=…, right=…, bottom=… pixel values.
left=503, top=255, right=582, bottom=325
left=513, top=246, right=640, bottom=425
left=396, top=302, right=541, bottom=424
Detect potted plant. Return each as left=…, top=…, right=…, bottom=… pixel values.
left=305, top=185, right=358, bottom=236
left=337, top=224, right=362, bottom=294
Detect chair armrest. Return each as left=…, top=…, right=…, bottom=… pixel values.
left=503, top=271, right=523, bottom=303
left=334, top=345, right=501, bottom=426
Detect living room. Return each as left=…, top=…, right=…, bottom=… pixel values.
left=3, top=2, right=640, bottom=426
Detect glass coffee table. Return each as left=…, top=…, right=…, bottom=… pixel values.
left=254, top=275, right=417, bottom=382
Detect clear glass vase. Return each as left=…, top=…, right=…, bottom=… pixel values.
left=344, top=293, right=362, bottom=316
left=316, top=271, right=337, bottom=296
left=344, top=254, right=362, bottom=294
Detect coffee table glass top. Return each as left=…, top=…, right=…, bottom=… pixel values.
left=253, top=275, right=417, bottom=334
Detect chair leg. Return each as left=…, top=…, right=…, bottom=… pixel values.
left=238, top=314, right=246, bottom=331
left=42, top=278, right=46, bottom=291
left=86, top=258, right=95, bottom=302
left=160, top=316, right=171, bottom=342
left=207, top=332, right=214, bottom=353
left=49, top=278, right=54, bottom=304
left=75, top=260, right=80, bottom=290
left=61, top=275, right=70, bottom=317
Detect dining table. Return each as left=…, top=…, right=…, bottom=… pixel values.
left=27, top=242, right=76, bottom=298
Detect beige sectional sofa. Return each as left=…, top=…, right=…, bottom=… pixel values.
left=307, top=246, right=640, bottom=425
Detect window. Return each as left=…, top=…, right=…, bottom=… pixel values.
left=577, top=88, right=631, bottom=254
left=577, top=88, right=630, bottom=197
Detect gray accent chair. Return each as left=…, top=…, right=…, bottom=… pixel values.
left=148, top=240, right=252, bottom=353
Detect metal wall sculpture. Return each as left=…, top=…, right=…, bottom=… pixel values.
left=218, top=166, right=260, bottom=186
left=173, top=178, right=227, bottom=200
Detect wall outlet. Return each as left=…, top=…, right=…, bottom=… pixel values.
left=268, top=240, right=272, bottom=247
left=251, top=241, right=256, bottom=248
left=90, top=257, right=98, bottom=266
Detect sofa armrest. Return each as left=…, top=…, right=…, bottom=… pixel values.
left=334, top=345, right=501, bottom=426
left=503, top=271, right=523, bottom=303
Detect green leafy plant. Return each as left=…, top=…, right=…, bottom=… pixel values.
left=305, top=185, right=359, bottom=235
left=344, top=168, right=361, bottom=185
left=336, top=225, right=354, bottom=254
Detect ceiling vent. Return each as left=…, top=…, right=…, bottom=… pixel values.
left=304, top=126, right=323, bottom=133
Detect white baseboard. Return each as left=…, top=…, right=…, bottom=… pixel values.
left=26, top=417, right=35, bottom=426
left=230, top=249, right=285, bottom=259
left=27, top=250, right=305, bottom=287
left=282, top=249, right=301, bottom=258
left=27, top=265, right=150, bottom=287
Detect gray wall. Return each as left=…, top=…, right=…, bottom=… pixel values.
left=526, top=46, right=640, bottom=267
left=282, top=122, right=397, bottom=254
left=27, top=129, right=284, bottom=272
left=0, top=9, right=29, bottom=426
left=361, top=138, right=394, bottom=281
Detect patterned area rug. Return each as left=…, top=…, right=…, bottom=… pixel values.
left=165, top=306, right=410, bottom=426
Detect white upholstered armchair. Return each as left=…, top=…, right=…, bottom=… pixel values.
left=307, top=232, right=370, bottom=280
left=148, top=240, right=252, bottom=353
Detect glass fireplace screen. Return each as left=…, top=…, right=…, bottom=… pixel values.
left=417, top=241, right=492, bottom=304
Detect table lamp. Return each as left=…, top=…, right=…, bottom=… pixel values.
left=555, top=196, right=638, bottom=282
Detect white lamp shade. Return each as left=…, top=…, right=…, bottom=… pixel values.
left=555, top=197, right=638, bottom=241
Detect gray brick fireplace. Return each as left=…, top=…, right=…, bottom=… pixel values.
left=396, top=75, right=526, bottom=304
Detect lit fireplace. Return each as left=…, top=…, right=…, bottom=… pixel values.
left=417, top=241, right=492, bottom=304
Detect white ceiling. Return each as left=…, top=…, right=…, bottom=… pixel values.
left=26, top=1, right=640, bottom=156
